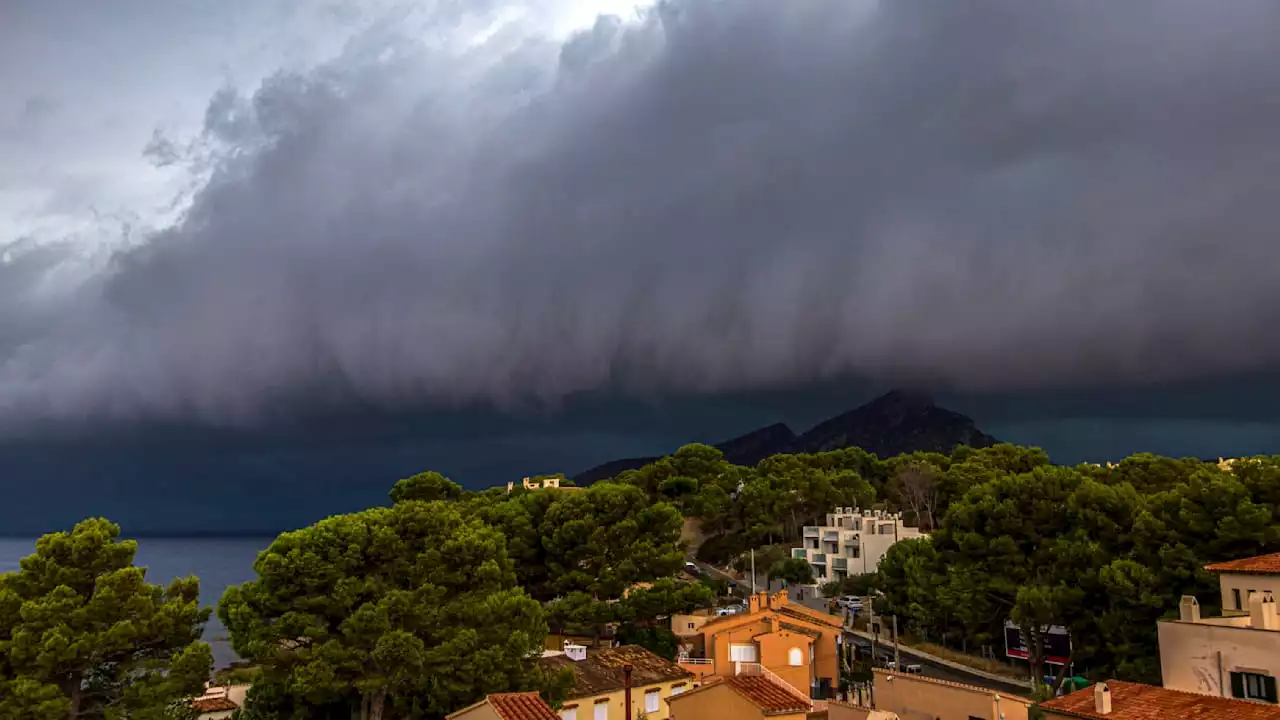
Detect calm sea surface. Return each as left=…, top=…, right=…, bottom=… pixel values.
left=0, top=536, right=272, bottom=669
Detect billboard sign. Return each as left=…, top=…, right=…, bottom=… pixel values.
left=1004, top=620, right=1070, bottom=666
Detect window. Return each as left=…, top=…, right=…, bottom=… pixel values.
left=594, top=700, right=609, bottom=720
left=729, top=643, right=758, bottom=662
left=1231, top=672, right=1278, bottom=703
left=560, top=708, right=577, bottom=720
left=645, top=689, right=660, bottom=713
left=847, top=545, right=860, bottom=559
left=687, top=622, right=695, bottom=630
left=671, top=684, right=687, bottom=696
left=1234, top=588, right=1243, bottom=610
left=789, top=648, right=804, bottom=666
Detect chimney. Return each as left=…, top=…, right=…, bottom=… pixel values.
left=770, top=590, right=788, bottom=608
left=1094, top=682, right=1111, bottom=715
left=748, top=593, right=762, bottom=614
left=624, top=664, right=633, bottom=720
left=1250, top=591, right=1279, bottom=630
left=1179, top=595, right=1201, bottom=623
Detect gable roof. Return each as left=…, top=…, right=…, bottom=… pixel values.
left=191, top=697, right=239, bottom=713
left=667, top=675, right=812, bottom=717
left=536, top=644, right=693, bottom=699
left=1039, top=680, right=1280, bottom=720
left=723, top=675, right=812, bottom=715
left=699, top=602, right=842, bottom=634
left=487, top=693, right=561, bottom=720
left=1204, top=551, right=1280, bottom=575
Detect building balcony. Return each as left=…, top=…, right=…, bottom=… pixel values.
left=811, top=553, right=827, bottom=564
left=803, top=526, right=820, bottom=538
left=832, top=557, right=847, bottom=571
left=792, top=548, right=808, bottom=559
left=823, top=531, right=840, bottom=541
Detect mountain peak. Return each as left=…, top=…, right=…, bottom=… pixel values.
left=789, top=390, right=995, bottom=458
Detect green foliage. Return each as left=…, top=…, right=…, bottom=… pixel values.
left=389, top=471, right=466, bottom=504
left=769, top=557, right=816, bottom=586
left=219, top=501, right=546, bottom=719
left=614, top=625, right=680, bottom=660
left=0, top=518, right=212, bottom=720
left=873, top=453, right=1280, bottom=687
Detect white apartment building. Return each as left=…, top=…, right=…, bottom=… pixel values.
left=792, top=507, right=923, bottom=583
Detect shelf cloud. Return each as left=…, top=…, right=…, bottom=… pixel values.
left=5, top=0, right=1280, bottom=429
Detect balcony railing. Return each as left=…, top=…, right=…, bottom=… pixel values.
left=831, top=557, right=847, bottom=570
left=677, top=655, right=713, bottom=665
left=811, top=553, right=827, bottom=563
left=792, top=548, right=807, bottom=559
left=803, top=526, right=820, bottom=537
left=823, top=531, right=840, bottom=540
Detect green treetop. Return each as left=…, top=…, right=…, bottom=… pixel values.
left=218, top=501, right=546, bottom=720
left=0, top=518, right=212, bottom=720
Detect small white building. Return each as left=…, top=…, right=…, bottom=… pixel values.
left=792, top=508, right=922, bottom=583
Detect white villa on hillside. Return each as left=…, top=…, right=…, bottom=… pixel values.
left=792, top=508, right=922, bottom=583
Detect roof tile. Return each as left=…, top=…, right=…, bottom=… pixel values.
left=487, top=693, right=562, bottom=720
left=191, top=697, right=239, bottom=712
left=1039, top=680, right=1280, bottom=720
left=536, top=644, right=693, bottom=699
left=724, top=675, right=812, bottom=716
left=1204, top=552, right=1280, bottom=575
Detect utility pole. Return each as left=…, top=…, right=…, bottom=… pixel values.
left=869, top=605, right=877, bottom=661
left=751, top=549, right=756, bottom=594
left=892, top=615, right=900, bottom=671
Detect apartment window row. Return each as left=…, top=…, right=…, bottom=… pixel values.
left=558, top=684, right=688, bottom=720
left=1232, top=671, right=1278, bottom=704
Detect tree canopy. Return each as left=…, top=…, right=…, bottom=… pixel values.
left=0, top=518, right=212, bottom=720
left=219, top=501, right=546, bottom=720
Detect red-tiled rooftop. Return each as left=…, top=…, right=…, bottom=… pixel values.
left=486, top=693, right=561, bottom=720
left=1204, top=551, right=1280, bottom=575
left=724, top=675, right=811, bottom=715
left=1039, top=680, right=1280, bottom=720
left=191, top=697, right=239, bottom=712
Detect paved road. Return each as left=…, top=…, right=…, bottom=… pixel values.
left=844, top=634, right=1031, bottom=697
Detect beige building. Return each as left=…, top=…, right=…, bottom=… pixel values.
left=794, top=508, right=923, bottom=583
left=666, top=673, right=812, bottom=720
left=1158, top=551, right=1280, bottom=703
left=1040, top=680, right=1280, bottom=720
left=449, top=692, right=561, bottom=720
left=537, top=644, right=694, bottom=720
left=867, top=669, right=1031, bottom=720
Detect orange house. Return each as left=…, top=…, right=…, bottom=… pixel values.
left=675, top=590, right=844, bottom=700
left=666, top=673, right=812, bottom=720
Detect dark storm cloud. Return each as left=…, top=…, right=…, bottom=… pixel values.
left=5, top=0, right=1280, bottom=427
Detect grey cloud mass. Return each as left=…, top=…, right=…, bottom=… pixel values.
left=5, top=0, right=1280, bottom=429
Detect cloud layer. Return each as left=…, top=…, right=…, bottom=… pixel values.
left=5, top=0, right=1280, bottom=428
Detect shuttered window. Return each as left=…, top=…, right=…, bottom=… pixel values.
left=560, top=708, right=577, bottom=720
left=594, top=700, right=608, bottom=720
left=645, top=689, right=660, bottom=713
left=1231, top=671, right=1278, bottom=703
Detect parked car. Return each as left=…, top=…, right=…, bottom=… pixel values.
left=904, top=663, right=923, bottom=674
left=684, top=561, right=702, bottom=576
left=715, top=605, right=745, bottom=616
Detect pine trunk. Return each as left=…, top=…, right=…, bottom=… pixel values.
left=64, top=673, right=82, bottom=720
left=369, top=689, right=388, bottom=720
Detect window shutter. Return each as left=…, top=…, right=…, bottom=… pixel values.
left=1264, top=675, right=1277, bottom=703
left=1231, top=672, right=1245, bottom=699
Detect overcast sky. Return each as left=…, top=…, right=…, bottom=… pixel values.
left=4, top=0, right=1280, bottom=532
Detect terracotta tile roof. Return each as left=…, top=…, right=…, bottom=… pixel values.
left=535, top=644, right=693, bottom=699
left=724, top=675, right=812, bottom=716
left=191, top=697, right=239, bottom=713
left=1039, top=680, right=1280, bottom=720
left=1204, top=551, right=1280, bottom=575
left=486, top=693, right=561, bottom=720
